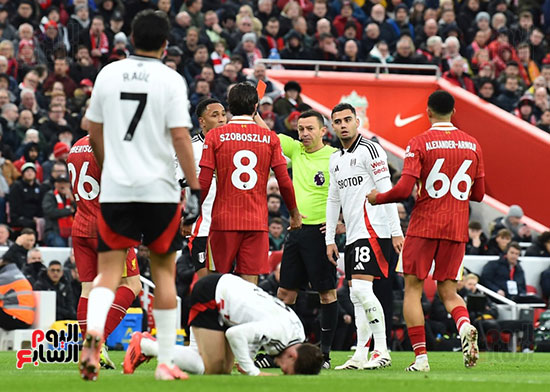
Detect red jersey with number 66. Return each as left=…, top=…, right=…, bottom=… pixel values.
left=67, top=136, right=101, bottom=238
left=401, top=122, right=485, bottom=243
left=199, top=116, right=287, bottom=231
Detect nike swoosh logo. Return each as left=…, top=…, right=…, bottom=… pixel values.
left=394, top=113, right=423, bottom=127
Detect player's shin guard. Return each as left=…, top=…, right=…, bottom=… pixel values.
left=87, top=287, right=115, bottom=335
left=77, top=297, right=88, bottom=337
left=173, top=346, right=205, bottom=374
left=153, top=308, right=177, bottom=366
left=349, top=288, right=372, bottom=361
left=104, top=286, right=136, bottom=338
left=320, top=301, right=338, bottom=357
left=351, top=279, right=387, bottom=352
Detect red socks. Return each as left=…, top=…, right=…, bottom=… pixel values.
left=77, top=297, right=88, bottom=336
left=104, top=286, right=137, bottom=338
left=451, top=306, right=470, bottom=333
left=408, top=325, right=427, bottom=357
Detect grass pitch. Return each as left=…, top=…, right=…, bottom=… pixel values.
left=1, top=350, right=549, bottom=392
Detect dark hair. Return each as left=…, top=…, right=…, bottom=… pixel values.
left=506, top=241, right=521, bottom=252
left=298, top=110, right=325, bottom=128
left=331, top=102, right=356, bottom=118
left=539, top=231, right=550, bottom=245
left=196, top=97, right=222, bottom=118
left=228, top=82, right=258, bottom=116
left=427, top=90, right=454, bottom=116
left=49, top=260, right=62, bottom=267
left=267, top=193, right=282, bottom=202
left=517, top=42, right=530, bottom=50
left=269, top=217, right=283, bottom=226
left=20, top=228, right=36, bottom=237
left=293, top=343, right=323, bottom=375
left=131, top=10, right=170, bottom=52
left=468, top=221, right=482, bottom=230
left=506, top=60, right=519, bottom=68
left=268, top=16, right=279, bottom=24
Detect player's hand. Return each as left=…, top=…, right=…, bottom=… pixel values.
left=326, top=243, right=339, bottom=266
left=183, top=188, right=201, bottom=225
left=336, top=221, right=346, bottom=235
left=392, top=235, right=404, bottom=254
left=288, top=209, right=305, bottom=231
left=367, top=189, right=378, bottom=205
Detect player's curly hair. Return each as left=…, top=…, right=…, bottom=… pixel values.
left=228, top=82, right=258, bottom=116
left=293, top=343, right=324, bottom=375
left=428, top=90, right=455, bottom=116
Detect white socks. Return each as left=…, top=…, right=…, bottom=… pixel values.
left=141, top=334, right=204, bottom=374
left=351, top=279, right=387, bottom=353
left=86, top=287, right=115, bottom=336
left=350, top=289, right=372, bottom=362
left=153, top=308, right=177, bottom=365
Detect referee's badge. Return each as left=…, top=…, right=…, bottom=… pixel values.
left=313, top=171, right=325, bottom=186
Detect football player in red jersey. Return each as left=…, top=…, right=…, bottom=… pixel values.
left=368, top=91, right=485, bottom=371
left=67, top=135, right=142, bottom=369
left=198, top=83, right=302, bottom=285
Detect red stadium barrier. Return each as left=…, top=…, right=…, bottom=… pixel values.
left=266, top=70, right=550, bottom=229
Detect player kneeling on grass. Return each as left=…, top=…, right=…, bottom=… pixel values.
left=123, top=274, right=324, bottom=375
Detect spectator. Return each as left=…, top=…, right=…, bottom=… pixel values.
left=14, top=108, right=35, bottom=146
left=273, top=80, right=302, bottom=116
left=491, top=204, right=532, bottom=242
left=246, top=62, right=282, bottom=101
left=396, top=202, right=409, bottom=234
left=69, top=48, right=97, bottom=86
left=8, top=162, right=43, bottom=230
left=537, top=109, right=550, bottom=133
left=267, top=193, right=289, bottom=227
left=42, top=175, right=75, bottom=247
left=234, top=32, right=263, bottom=68
left=213, top=62, right=238, bottom=102
left=495, top=76, right=520, bottom=112
left=1, top=228, right=36, bottom=270
left=80, top=15, right=110, bottom=68
left=41, top=157, right=69, bottom=195
left=390, top=35, right=426, bottom=72
left=525, top=231, right=550, bottom=257
left=268, top=217, right=286, bottom=251
left=14, top=141, right=43, bottom=181
left=0, top=223, right=12, bottom=246
left=497, top=61, right=527, bottom=95
left=181, top=0, right=204, bottom=28
left=334, top=1, right=362, bottom=40
left=517, top=43, right=539, bottom=86
left=21, top=247, right=45, bottom=286
left=368, top=4, right=398, bottom=49
left=313, top=32, right=339, bottom=64
left=67, top=5, right=91, bottom=56
left=210, top=40, right=230, bottom=74
left=466, top=221, right=488, bottom=255
left=533, top=87, right=549, bottom=119
left=0, top=103, right=18, bottom=149
left=63, top=249, right=81, bottom=302
left=34, top=260, right=77, bottom=320
left=486, top=228, right=512, bottom=256
left=513, top=95, right=537, bottom=125
left=43, top=58, right=78, bottom=98
left=481, top=242, right=526, bottom=299
left=258, top=262, right=281, bottom=297
left=280, top=29, right=311, bottom=66
left=258, top=16, right=284, bottom=56
left=39, top=103, right=73, bottom=147
left=388, top=4, right=414, bottom=41
left=443, top=56, right=476, bottom=93
left=477, top=78, right=497, bottom=104
left=0, top=257, right=35, bottom=331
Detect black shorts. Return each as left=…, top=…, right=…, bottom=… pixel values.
left=98, top=202, right=183, bottom=254
left=189, top=236, right=207, bottom=272
left=344, top=238, right=392, bottom=280
left=188, top=274, right=225, bottom=331
left=279, top=224, right=337, bottom=292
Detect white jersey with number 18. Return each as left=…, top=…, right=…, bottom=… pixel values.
left=86, top=55, right=192, bottom=203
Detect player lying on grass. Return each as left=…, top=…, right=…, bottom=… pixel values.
left=123, top=274, right=324, bottom=375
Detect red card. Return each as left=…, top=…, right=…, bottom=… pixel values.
left=256, top=80, right=267, bottom=100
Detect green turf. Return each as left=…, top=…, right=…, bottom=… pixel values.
left=1, top=350, right=549, bottom=391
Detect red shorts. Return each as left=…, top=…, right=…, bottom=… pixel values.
left=73, top=236, right=140, bottom=282
left=400, top=236, right=465, bottom=282
left=206, top=230, right=269, bottom=275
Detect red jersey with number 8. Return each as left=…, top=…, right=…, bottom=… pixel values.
left=67, top=136, right=101, bottom=238
left=401, top=122, right=485, bottom=242
left=199, top=116, right=287, bottom=231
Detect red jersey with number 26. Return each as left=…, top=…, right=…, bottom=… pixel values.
left=67, top=136, right=101, bottom=238
left=401, top=122, right=484, bottom=243
left=199, top=116, right=287, bottom=231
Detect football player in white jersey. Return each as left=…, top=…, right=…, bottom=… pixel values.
left=178, top=98, right=227, bottom=278
left=82, top=10, right=199, bottom=381
left=326, top=103, right=403, bottom=370
left=123, top=274, right=324, bottom=376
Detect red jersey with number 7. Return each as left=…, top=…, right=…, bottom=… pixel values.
left=199, top=116, right=287, bottom=231
left=401, top=122, right=485, bottom=243
left=67, top=136, right=101, bottom=238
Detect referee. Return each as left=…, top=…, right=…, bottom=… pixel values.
left=277, top=110, right=338, bottom=369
